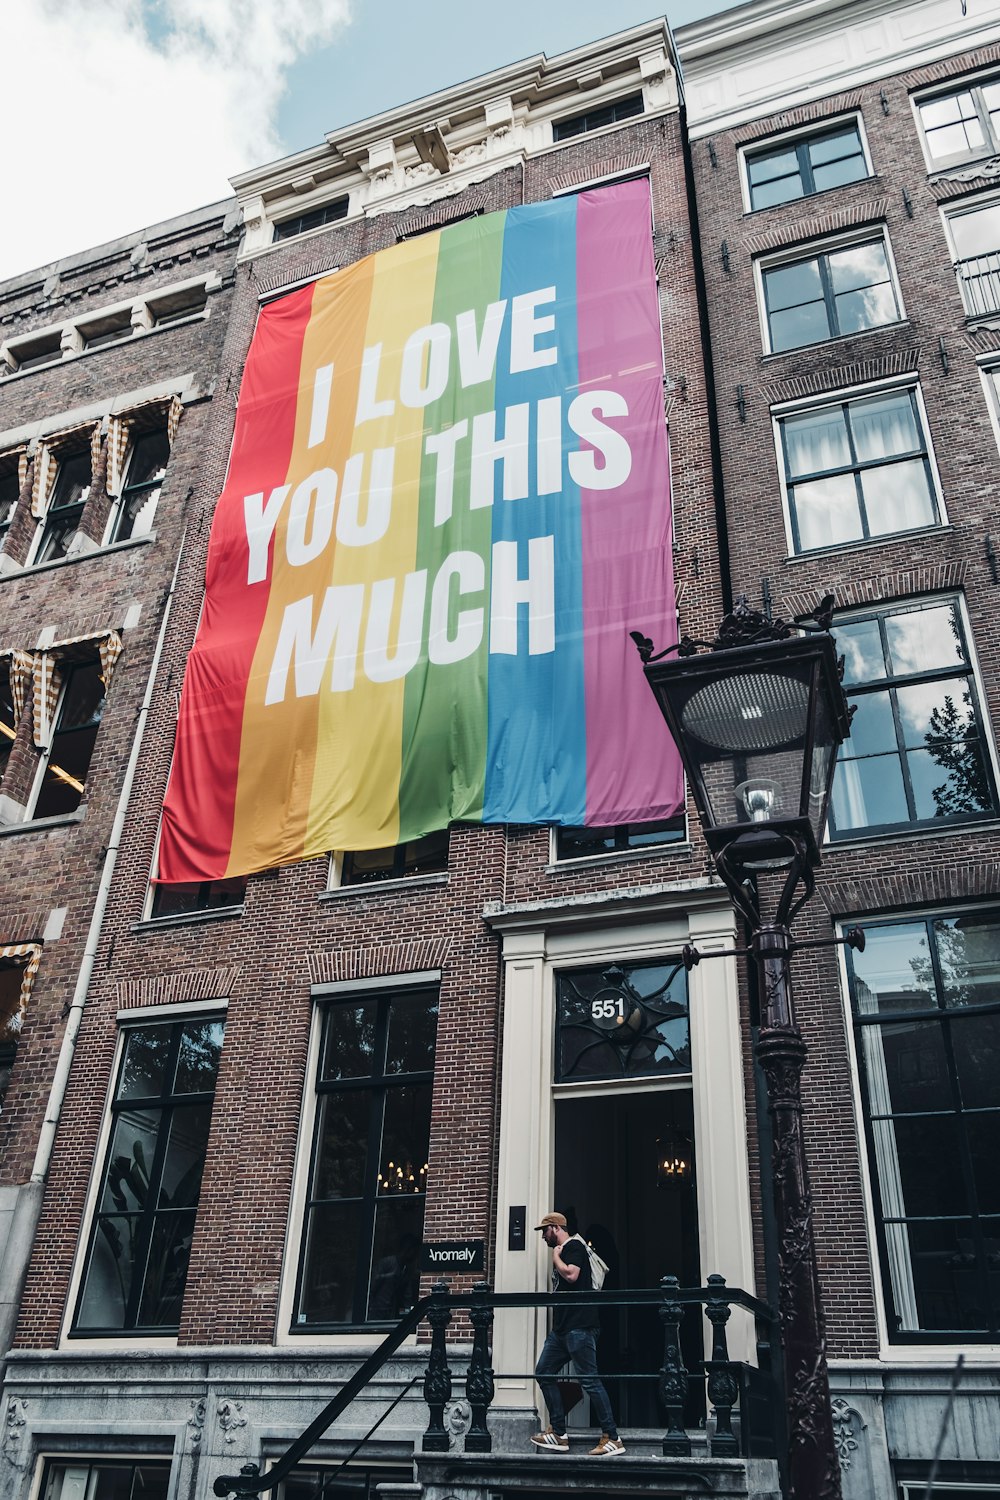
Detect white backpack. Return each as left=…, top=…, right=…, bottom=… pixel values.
left=571, top=1233, right=609, bottom=1291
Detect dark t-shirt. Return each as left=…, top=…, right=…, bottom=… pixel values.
left=552, top=1237, right=599, bottom=1333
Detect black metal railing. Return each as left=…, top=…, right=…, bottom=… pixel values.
left=955, top=251, right=1000, bottom=317
left=214, top=1274, right=780, bottom=1497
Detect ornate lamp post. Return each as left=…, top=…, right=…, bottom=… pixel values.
left=632, top=596, right=856, bottom=1500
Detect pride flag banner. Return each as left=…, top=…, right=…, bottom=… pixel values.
left=158, top=179, right=682, bottom=882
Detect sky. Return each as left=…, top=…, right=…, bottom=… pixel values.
left=0, top=0, right=742, bottom=284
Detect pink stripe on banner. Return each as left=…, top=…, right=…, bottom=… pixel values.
left=575, top=179, right=684, bottom=825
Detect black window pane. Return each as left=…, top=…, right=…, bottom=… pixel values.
left=385, top=992, right=438, bottom=1074
left=159, top=1104, right=213, bottom=1206
left=401, top=829, right=449, bottom=874
left=936, top=916, right=1000, bottom=1009
left=321, top=1001, right=379, bottom=1080
left=967, top=1113, right=1000, bottom=1212
left=889, top=1115, right=967, bottom=1217
left=33, top=722, right=101, bottom=816
left=0, top=965, right=23, bottom=1044
left=907, top=1219, right=990, bottom=1330
left=298, top=1201, right=363, bottom=1323
left=150, top=876, right=246, bottom=919
left=174, top=1020, right=224, bottom=1093
left=862, top=1019, right=952, bottom=1113
left=313, top=1091, right=372, bottom=1198
left=100, top=1110, right=160, bottom=1213
left=556, top=960, right=689, bottom=1082
left=137, top=1208, right=198, bottom=1325
left=378, top=1085, right=432, bottom=1193
left=368, top=1197, right=423, bottom=1319
left=907, top=742, right=992, bottom=821
left=75, top=1215, right=139, bottom=1329
left=50, top=452, right=91, bottom=509
left=118, top=1028, right=172, bottom=1100
left=127, top=430, right=170, bottom=488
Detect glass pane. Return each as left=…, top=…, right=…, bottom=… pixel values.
left=126, top=430, right=169, bottom=489
left=782, top=405, right=850, bottom=477
left=920, top=92, right=970, bottom=128
left=907, top=1219, right=989, bottom=1330
left=842, top=690, right=896, bottom=757
left=313, top=1090, right=371, bottom=1199
left=74, top=1215, right=139, bottom=1329
left=950, top=202, right=1000, bottom=261
left=343, top=846, right=398, bottom=883
left=751, top=174, right=804, bottom=210
left=150, top=875, right=246, bottom=918
left=811, top=153, right=866, bottom=192
left=791, top=473, right=862, bottom=550
left=851, top=922, right=935, bottom=1015
left=100, top=1110, right=160, bottom=1213
left=936, top=915, right=1000, bottom=1010
left=626, top=817, right=686, bottom=845
left=174, top=1019, right=224, bottom=1093
left=748, top=146, right=799, bottom=184
left=834, top=282, right=898, bottom=335
left=368, top=1196, right=424, bottom=1319
left=907, top=742, right=992, bottom=821
left=892, top=1115, right=966, bottom=1215
left=322, top=1001, right=379, bottom=1080
left=765, top=258, right=823, bottom=310
left=50, top=452, right=92, bottom=509
left=769, top=300, right=830, bottom=352
left=809, top=126, right=863, bottom=165
left=401, top=830, right=449, bottom=875
left=298, top=1201, right=363, bottom=1323
left=378, top=1085, right=432, bottom=1194
left=834, top=618, right=886, bottom=685
left=861, top=460, right=937, bottom=536
left=58, top=662, right=105, bottom=730
left=136, top=1208, right=197, bottom=1325
left=0, top=964, right=23, bottom=1042
left=831, top=753, right=909, bottom=831
left=927, top=120, right=985, bottom=159
left=967, top=1112, right=1000, bottom=1212
left=828, top=240, right=890, bottom=294
left=556, top=961, right=689, bottom=1082
left=33, top=722, right=101, bottom=817
left=118, top=1027, right=171, bottom=1100
left=863, top=1020, right=952, bottom=1113
left=385, top=991, right=438, bottom=1074
left=886, top=603, right=964, bottom=675
left=850, top=393, right=919, bottom=461
left=159, top=1103, right=212, bottom=1206
left=896, top=677, right=975, bottom=748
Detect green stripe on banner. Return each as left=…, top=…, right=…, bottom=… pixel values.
left=398, top=212, right=506, bottom=838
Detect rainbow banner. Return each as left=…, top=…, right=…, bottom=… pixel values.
left=158, top=180, right=682, bottom=882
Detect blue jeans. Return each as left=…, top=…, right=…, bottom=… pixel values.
left=534, top=1327, right=618, bottom=1438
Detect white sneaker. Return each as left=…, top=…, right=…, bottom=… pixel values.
left=589, top=1434, right=626, bottom=1456
left=531, top=1429, right=569, bottom=1452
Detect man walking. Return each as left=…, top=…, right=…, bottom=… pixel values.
left=531, top=1211, right=625, bottom=1456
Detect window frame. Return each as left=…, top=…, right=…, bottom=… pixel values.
left=914, top=72, right=1000, bottom=173
left=739, top=114, right=873, bottom=214
left=551, top=815, right=687, bottom=863
left=978, top=357, right=1000, bottom=456
left=842, top=906, right=1000, bottom=1344
left=66, top=1006, right=226, bottom=1342
left=142, top=825, right=247, bottom=923
left=941, top=191, right=1000, bottom=321
left=24, top=658, right=105, bottom=822
left=329, top=830, right=450, bottom=891
left=755, top=226, right=905, bottom=356
left=272, top=197, right=350, bottom=243
left=827, top=593, right=999, bottom=843
left=39, top=1456, right=174, bottom=1500
left=30, top=448, right=92, bottom=566
left=105, top=426, right=170, bottom=545
left=551, top=92, right=644, bottom=144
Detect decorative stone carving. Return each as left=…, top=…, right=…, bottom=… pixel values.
left=453, top=143, right=487, bottom=167
left=445, top=1399, right=471, bottom=1448
left=405, top=161, right=438, bottom=184
left=831, top=1397, right=866, bottom=1472
left=940, top=156, right=1000, bottom=183
left=2, top=1398, right=28, bottom=1455
left=217, top=1398, right=249, bottom=1445
left=187, top=1397, right=207, bottom=1448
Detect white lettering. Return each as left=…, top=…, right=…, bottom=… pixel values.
left=308, top=364, right=335, bottom=448
left=428, top=551, right=485, bottom=665
left=337, top=448, right=394, bottom=547
left=364, top=571, right=428, bottom=682
left=490, top=536, right=555, bottom=656
left=244, top=485, right=289, bottom=585
left=535, top=396, right=562, bottom=496
left=470, top=404, right=530, bottom=510
left=265, top=587, right=364, bottom=702
left=285, top=469, right=338, bottom=568
left=456, top=300, right=507, bottom=387
left=425, top=421, right=468, bottom=527
left=510, top=287, right=557, bottom=372
left=355, top=343, right=395, bottom=424
left=568, top=391, right=632, bottom=491
left=400, top=323, right=451, bottom=408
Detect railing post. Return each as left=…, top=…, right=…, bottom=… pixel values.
left=422, top=1279, right=453, bottom=1453
left=703, top=1273, right=740, bottom=1457
left=658, top=1274, right=691, bottom=1456
left=464, top=1280, right=495, bottom=1453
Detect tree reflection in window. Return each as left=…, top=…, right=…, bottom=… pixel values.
left=556, top=959, right=690, bottom=1082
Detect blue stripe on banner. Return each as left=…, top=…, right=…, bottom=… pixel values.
left=482, top=196, right=586, bottom=825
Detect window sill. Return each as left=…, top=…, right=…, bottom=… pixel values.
left=320, top=871, right=450, bottom=901
left=545, top=840, right=689, bottom=874
left=3, top=531, right=155, bottom=580
left=0, top=808, right=86, bottom=837
left=761, top=319, right=910, bottom=361
left=826, top=815, right=1000, bottom=855
left=132, top=903, right=245, bottom=933
left=783, top=522, right=952, bottom=565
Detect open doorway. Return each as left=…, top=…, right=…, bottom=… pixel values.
left=554, top=1087, right=701, bottom=1428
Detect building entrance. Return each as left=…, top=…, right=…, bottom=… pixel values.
left=553, top=1086, right=701, bottom=1429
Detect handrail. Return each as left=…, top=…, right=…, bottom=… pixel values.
left=214, top=1279, right=778, bottom=1497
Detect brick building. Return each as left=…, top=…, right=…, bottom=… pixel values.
left=1, top=5, right=999, bottom=1500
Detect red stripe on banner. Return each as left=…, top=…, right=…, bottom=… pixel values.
left=158, top=285, right=316, bottom=882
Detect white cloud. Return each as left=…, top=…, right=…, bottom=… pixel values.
left=0, top=0, right=351, bottom=281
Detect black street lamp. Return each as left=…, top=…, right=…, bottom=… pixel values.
left=633, top=595, right=856, bottom=1500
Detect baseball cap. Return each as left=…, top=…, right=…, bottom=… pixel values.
left=534, top=1212, right=567, bottom=1230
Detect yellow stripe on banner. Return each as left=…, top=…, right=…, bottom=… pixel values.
left=309, top=235, right=440, bottom=853
left=227, top=255, right=377, bottom=874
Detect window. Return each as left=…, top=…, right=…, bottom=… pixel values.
left=339, top=830, right=449, bottom=885
left=0, top=461, right=18, bottom=546
left=42, top=1459, right=171, bottom=1500
left=294, top=987, right=438, bottom=1328
left=110, top=428, right=169, bottom=543
left=29, top=659, right=105, bottom=819
left=278, top=1466, right=413, bottom=1500
left=0, top=660, right=15, bottom=780
left=552, top=92, right=644, bottom=142
left=946, top=199, right=1000, bottom=318
left=918, top=77, right=1000, bottom=168
left=149, top=875, right=247, bottom=920
left=555, top=816, right=685, bottom=859
left=830, top=598, right=997, bottom=837
left=80, top=309, right=133, bottom=350
left=760, top=234, right=901, bottom=353
left=72, top=1015, right=225, bottom=1334
left=35, top=450, right=91, bottom=563
left=555, top=958, right=689, bottom=1083
left=9, top=331, right=62, bottom=373
left=776, top=387, right=939, bottom=553
left=148, top=285, right=208, bottom=326
left=0, top=963, right=23, bottom=1104
left=745, top=121, right=869, bottom=210
left=273, top=198, right=349, bottom=242
left=846, top=911, right=1000, bottom=1337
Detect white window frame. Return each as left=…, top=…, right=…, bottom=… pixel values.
left=771, top=374, right=946, bottom=559
left=275, top=972, right=440, bottom=1348
left=978, top=355, right=1000, bottom=455
left=912, top=69, right=1000, bottom=175
left=940, top=188, right=1000, bottom=321
left=547, top=810, right=689, bottom=867
left=754, top=225, right=906, bottom=357
left=738, top=112, right=874, bottom=215
left=102, top=427, right=170, bottom=548
left=835, top=912, right=1000, bottom=1365
left=31, top=1454, right=176, bottom=1500
left=59, top=997, right=228, bottom=1351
